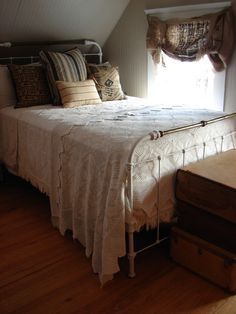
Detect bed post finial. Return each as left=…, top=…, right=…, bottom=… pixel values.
left=149, top=130, right=163, bottom=140
left=0, top=42, right=11, bottom=48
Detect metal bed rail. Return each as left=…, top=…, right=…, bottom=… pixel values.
left=125, top=112, right=236, bottom=278
left=0, top=39, right=103, bottom=64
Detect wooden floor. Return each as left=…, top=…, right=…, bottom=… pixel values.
left=1, top=173, right=236, bottom=314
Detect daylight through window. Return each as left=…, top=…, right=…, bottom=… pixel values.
left=148, top=52, right=226, bottom=111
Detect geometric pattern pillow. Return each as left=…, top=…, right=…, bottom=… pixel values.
left=39, top=48, right=87, bottom=105
left=56, top=80, right=102, bottom=108
left=86, top=62, right=111, bottom=76
left=8, top=64, right=51, bottom=108
left=92, top=66, right=125, bottom=101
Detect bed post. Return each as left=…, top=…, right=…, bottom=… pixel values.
left=127, top=223, right=136, bottom=278
left=124, top=115, right=236, bottom=279
left=0, top=162, right=3, bottom=182
left=126, top=160, right=136, bottom=278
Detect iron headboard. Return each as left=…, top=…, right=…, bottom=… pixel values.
left=0, top=39, right=102, bottom=65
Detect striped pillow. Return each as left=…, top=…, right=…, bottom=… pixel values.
left=92, top=66, right=125, bottom=101
left=39, top=48, right=87, bottom=105
left=56, top=80, right=102, bottom=108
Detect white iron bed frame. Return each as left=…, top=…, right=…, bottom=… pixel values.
left=1, top=40, right=236, bottom=280
left=125, top=115, right=236, bottom=278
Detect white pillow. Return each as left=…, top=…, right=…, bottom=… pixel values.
left=0, top=65, right=16, bottom=108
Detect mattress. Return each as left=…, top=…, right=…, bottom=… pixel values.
left=0, top=97, right=235, bottom=283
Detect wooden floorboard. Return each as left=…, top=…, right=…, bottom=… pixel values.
left=1, top=173, right=236, bottom=314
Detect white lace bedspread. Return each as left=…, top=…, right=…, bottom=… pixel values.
left=0, top=97, right=235, bottom=283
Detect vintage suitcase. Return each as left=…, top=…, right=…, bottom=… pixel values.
left=170, top=227, right=236, bottom=293
left=175, top=149, right=236, bottom=253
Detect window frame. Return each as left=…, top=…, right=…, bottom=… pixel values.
left=146, top=1, right=231, bottom=111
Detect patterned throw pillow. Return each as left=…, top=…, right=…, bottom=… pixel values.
left=91, top=66, right=125, bottom=101
left=86, top=62, right=111, bottom=76
left=56, top=80, right=102, bottom=108
left=39, top=48, right=87, bottom=105
left=8, top=64, right=51, bottom=108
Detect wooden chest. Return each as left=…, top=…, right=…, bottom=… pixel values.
left=170, top=227, right=236, bottom=293
left=175, top=149, right=236, bottom=253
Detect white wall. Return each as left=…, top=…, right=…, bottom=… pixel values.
left=103, top=0, right=236, bottom=112
left=225, top=0, right=236, bottom=112
left=103, top=0, right=148, bottom=97
left=0, top=0, right=130, bottom=46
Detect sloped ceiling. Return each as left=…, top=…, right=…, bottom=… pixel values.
left=0, top=0, right=130, bottom=46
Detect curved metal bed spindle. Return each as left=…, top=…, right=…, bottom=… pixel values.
left=125, top=112, right=236, bottom=278
left=0, top=39, right=103, bottom=65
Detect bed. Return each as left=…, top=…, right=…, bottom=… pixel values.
left=0, top=40, right=236, bottom=284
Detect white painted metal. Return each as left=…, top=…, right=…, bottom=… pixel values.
left=127, top=224, right=136, bottom=278
left=125, top=114, right=236, bottom=277
left=0, top=40, right=103, bottom=65
left=0, top=42, right=11, bottom=47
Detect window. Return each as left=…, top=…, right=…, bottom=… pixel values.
left=148, top=51, right=226, bottom=110
left=146, top=2, right=230, bottom=111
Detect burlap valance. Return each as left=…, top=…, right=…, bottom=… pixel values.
left=147, top=8, right=235, bottom=71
